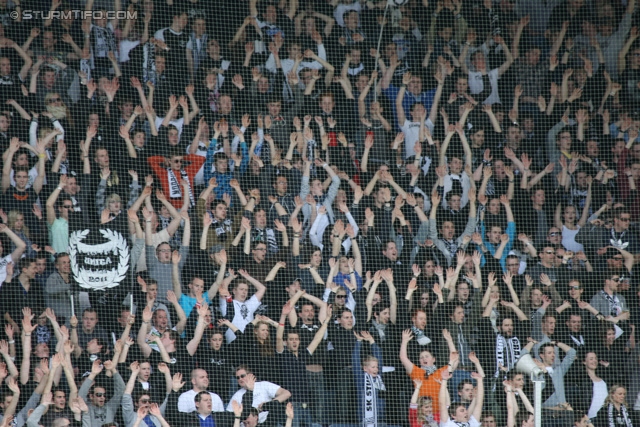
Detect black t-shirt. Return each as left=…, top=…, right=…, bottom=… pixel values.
left=156, top=28, right=190, bottom=81
left=149, top=340, right=192, bottom=376
left=621, top=68, right=640, bottom=110
left=193, top=346, right=233, bottom=400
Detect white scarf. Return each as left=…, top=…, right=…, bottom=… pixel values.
left=495, top=334, right=520, bottom=377
left=91, top=24, right=117, bottom=59
left=601, top=290, right=623, bottom=317
left=363, top=372, right=385, bottom=427
left=411, top=326, right=431, bottom=346
left=168, top=168, right=195, bottom=207
left=142, top=42, right=157, bottom=84
left=608, top=403, right=633, bottom=427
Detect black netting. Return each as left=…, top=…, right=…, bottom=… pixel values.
left=0, top=1, right=639, bottom=427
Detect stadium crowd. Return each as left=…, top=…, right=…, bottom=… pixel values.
left=2, top=0, right=640, bottom=427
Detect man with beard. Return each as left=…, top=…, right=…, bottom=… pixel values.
left=478, top=295, right=530, bottom=379
left=78, top=360, right=126, bottom=427
left=426, top=190, right=477, bottom=267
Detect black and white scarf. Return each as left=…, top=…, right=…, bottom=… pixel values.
left=142, top=42, right=157, bottom=84
left=608, top=403, right=633, bottom=427
left=411, top=326, right=431, bottom=346
left=601, top=290, right=623, bottom=317
left=252, top=228, right=278, bottom=252
left=168, top=168, right=195, bottom=207
left=210, top=216, right=232, bottom=237
left=441, top=238, right=458, bottom=257
left=363, top=372, right=385, bottom=427
left=371, top=320, right=387, bottom=342
left=91, top=24, right=117, bottom=60
left=189, top=33, right=208, bottom=73
left=495, top=334, right=520, bottom=377
left=422, top=365, right=437, bottom=376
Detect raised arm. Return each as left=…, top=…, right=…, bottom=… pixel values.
left=395, top=72, right=411, bottom=125
left=237, top=270, right=266, bottom=301
left=186, top=304, right=208, bottom=356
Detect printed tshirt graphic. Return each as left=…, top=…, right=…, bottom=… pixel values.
left=69, top=227, right=130, bottom=291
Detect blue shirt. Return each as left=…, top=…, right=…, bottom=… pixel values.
left=382, top=84, right=436, bottom=130
left=203, top=138, right=249, bottom=200
left=198, top=414, right=216, bottom=427
left=179, top=293, right=212, bottom=319
left=479, top=221, right=516, bottom=271
left=333, top=271, right=363, bottom=291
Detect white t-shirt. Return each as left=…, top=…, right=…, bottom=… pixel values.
left=468, top=68, right=500, bottom=105
left=441, top=415, right=481, bottom=427
left=222, top=295, right=262, bottom=342
left=226, top=381, right=281, bottom=424
left=588, top=380, right=607, bottom=419
left=442, top=172, right=471, bottom=209
left=119, top=39, right=140, bottom=63
left=0, top=255, right=12, bottom=284
left=178, top=390, right=225, bottom=413
left=400, top=119, right=434, bottom=159
left=334, top=2, right=361, bottom=27
left=155, top=116, right=185, bottom=142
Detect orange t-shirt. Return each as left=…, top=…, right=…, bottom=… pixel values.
left=409, top=365, right=449, bottom=414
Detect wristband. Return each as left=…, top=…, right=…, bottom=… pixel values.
left=235, top=417, right=242, bottom=420
left=38, top=153, right=46, bottom=159
left=7, top=340, right=14, bottom=345
left=278, top=323, right=285, bottom=327
left=57, top=186, right=62, bottom=191
left=24, top=334, right=31, bottom=337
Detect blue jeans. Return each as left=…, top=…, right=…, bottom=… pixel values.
left=292, top=402, right=314, bottom=427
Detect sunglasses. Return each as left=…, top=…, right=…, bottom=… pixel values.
left=619, top=217, right=631, bottom=222
left=47, top=97, right=62, bottom=103
left=335, top=295, right=346, bottom=299
left=236, top=373, right=247, bottom=380
left=610, top=277, right=621, bottom=282
left=548, top=232, right=560, bottom=237
left=140, top=399, right=151, bottom=404
left=94, top=393, right=105, bottom=397
left=569, top=285, right=581, bottom=290
left=62, top=205, right=73, bottom=209
left=544, top=251, right=555, bottom=255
